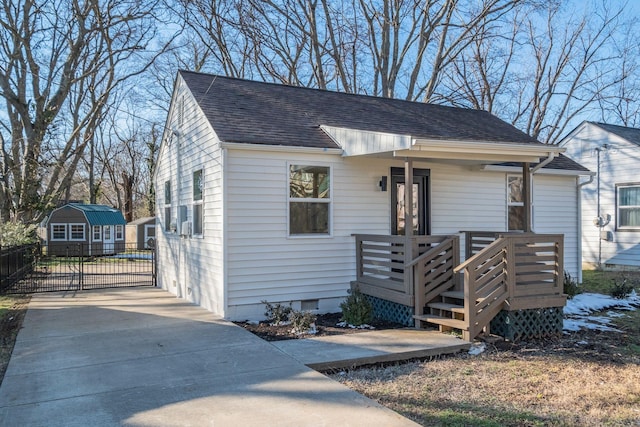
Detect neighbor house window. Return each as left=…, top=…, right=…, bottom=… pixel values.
left=92, top=225, right=102, bottom=241
left=617, top=184, right=640, bottom=229
left=164, top=180, right=172, bottom=232
left=115, top=225, right=124, bottom=240
left=507, top=175, right=532, bottom=231
left=193, top=169, right=203, bottom=236
left=69, top=224, right=85, bottom=241
left=51, top=224, right=67, bottom=241
left=289, top=164, right=331, bottom=235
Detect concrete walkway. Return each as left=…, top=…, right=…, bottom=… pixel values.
left=274, top=329, right=470, bottom=371
left=0, top=288, right=419, bottom=426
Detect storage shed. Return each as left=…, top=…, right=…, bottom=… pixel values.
left=44, top=203, right=127, bottom=256
left=126, top=217, right=156, bottom=250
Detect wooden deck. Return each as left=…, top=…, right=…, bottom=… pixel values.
left=353, top=232, right=566, bottom=341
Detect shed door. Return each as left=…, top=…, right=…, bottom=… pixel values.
left=391, top=168, right=430, bottom=235
left=103, top=225, right=115, bottom=254
left=144, top=224, right=155, bottom=249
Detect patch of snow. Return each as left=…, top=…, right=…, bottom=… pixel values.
left=336, top=321, right=375, bottom=329
left=468, top=342, right=486, bottom=356
left=563, top=291, right=638, bottom=333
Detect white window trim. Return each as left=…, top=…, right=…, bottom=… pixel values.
left=617, top=183, right=640, bottom=230
left=193, top=169, right=204, bottom=237
left=51, top=223, right=67, bottom=241
left=115, top=225, right=124, bottom=240
left=92, top=225, right=102, bottom=242
left=68, top=223, right=86, bottom=241
left=287, top=162, right=333, bottom=238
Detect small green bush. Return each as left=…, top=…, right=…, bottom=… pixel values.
left=262, top=300, right=292, bottom=325
left=288, top=309, right=317, bottom=335
left=340, top=287, right=373, bottom=326
left=610, top=276, right=634, bottom=299
left=0, top=222, right=37, bottom=247
left=563, top=271, right=580, bottom=299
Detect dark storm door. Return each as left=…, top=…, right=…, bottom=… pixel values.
left=390, top=168, right=430, bottom=236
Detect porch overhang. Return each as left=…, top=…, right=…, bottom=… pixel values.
left=321, top=125, right=564, bottom=164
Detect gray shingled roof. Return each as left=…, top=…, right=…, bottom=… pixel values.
left=591, top=122, right=640, bottom=147
left=179, top=70, right=587, bottom=171
left=179, top=70, right=545, bottom=148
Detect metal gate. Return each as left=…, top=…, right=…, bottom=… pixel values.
left=1, top=243, right=155, bottom=294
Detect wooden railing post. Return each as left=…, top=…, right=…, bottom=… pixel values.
left=355, top=235, right=363, bottom=282
left=506, top=236, right=515, bottom=300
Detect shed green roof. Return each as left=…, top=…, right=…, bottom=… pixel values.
left=67, top=203, right=126, bottom=226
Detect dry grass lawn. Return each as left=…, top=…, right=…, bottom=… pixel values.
left=332, top=341, right=640, bottom=426
left=331, top=270, right=640, bottom=427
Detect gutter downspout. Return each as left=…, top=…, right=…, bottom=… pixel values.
left=576, top=174, right=596, bottom=282
left=525, top=152, right=556, bottom=232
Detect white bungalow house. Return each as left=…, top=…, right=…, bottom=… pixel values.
left=560, top=121, right=640, bottom=269
left=154, top=70, right=590, bottom=341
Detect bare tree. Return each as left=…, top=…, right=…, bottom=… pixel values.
left=0, top=0, right=172, bottom=222
left=444, top=1, right=633, bottom=143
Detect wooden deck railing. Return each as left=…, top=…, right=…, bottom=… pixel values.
left=454, top=233, right=565, bottom=339
left=352, top=234, right=453, bottom=306
left=354, top=232, right=566, bottom=341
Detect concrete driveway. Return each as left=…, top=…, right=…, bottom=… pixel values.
left=0, top=288, right=417, bottom=426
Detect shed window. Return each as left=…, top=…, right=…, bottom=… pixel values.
left=193, top=169, right=203, bottom=236
left=115, top=225, right=124, bottom=240
left=289, top=165, right=331, bottom=235
left=69, top=224, right=85, bottom=241
left=93, top=226, right=102, bottom=241
left=51, top=224, right=67, bottom=241
left=618, top=185, right=640, bottom=229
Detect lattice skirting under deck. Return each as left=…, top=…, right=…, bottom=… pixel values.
left=364, top=295, right=414, bottom=327
left=490, top=307, right=564, bottom=341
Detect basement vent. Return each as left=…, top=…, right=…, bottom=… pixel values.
left=301, top=299, right=319, bottom=311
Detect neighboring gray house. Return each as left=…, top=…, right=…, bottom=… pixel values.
left=560, top=121, right=640, bottom=269
left=44, top=203, right=126, bottom=256
left=126, top=217, right=156, bottom=250
left=154, top=71, right=589, bottom=340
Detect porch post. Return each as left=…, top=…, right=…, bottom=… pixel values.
left=404, top=158, right=414, bottom=243
left=522, top=162, right=532, bottom=232
left=404, top=158, right=415, bottom=303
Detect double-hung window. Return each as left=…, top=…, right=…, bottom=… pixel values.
left=51, top=224, right=67, bottom=241
left=92, top=225, right=102, bottom=241
left=617, top=184, right=640, bottom=229
left=193, top=169, right=203, bottom=236
left=507, top=175, right=530, bottom=231
left=288, top=165, right=331, bottom=235
left=69, top=224, right=85, bottom=241
left=115, top=225, right=124, bottom=240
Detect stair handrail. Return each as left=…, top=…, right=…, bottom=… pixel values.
left=455, top=236, right=510, bottom=340
left=411, top=235, right=460, bottom=327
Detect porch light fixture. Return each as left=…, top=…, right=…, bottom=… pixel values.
left=379, top=176, right=388, bottom=191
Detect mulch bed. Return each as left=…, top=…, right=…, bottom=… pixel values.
left=234, top=312, right=406, bottom=341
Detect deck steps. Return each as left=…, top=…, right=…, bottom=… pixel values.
left=427, top=302, right=465, bottom=314
left=413, top=314, right=468, bottom=330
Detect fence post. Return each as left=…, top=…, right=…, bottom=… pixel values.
left=79, top=243, right=84, bottom=290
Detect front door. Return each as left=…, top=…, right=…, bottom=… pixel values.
left=103, top=225, right=115, bottom=254
left=391, top=168, right=429, bottom=235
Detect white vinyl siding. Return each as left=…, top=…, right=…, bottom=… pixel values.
left=154, top=74, right=225, bottom=315
left=562, top=122, right=640, bottom=267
